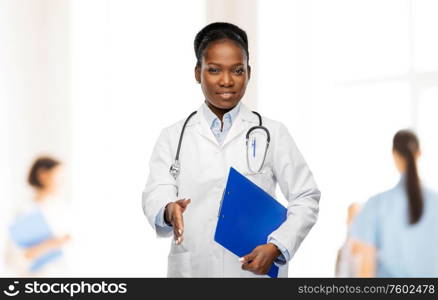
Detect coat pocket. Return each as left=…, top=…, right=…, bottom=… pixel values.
left=167, top=251, right=191, bottom=278
left=241, top=168, right=274, bottom=193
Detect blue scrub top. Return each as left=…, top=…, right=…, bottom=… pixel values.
left=350, top=176, right=438, bottom=277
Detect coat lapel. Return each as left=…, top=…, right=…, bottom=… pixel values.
left=221, top=103, right=259, bottom=148
left=193, top=104, right=220, bottom=147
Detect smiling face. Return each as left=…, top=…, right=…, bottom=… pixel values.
left=195, top=39, right=250, bottom=114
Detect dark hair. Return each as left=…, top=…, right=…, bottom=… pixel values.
left=194, top=22, right=249, bottom=67
left=393, top=130, right=423, bottom=224
left=28, top=156, right=60, bottom=189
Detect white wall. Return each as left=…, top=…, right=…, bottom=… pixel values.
left=258, top=0, right=438, bottom=277
left=0, top=0, right=71, bottom=275
left=69, top=0, right=205, bottom=276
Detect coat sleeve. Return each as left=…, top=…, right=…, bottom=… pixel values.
left=142, top=127, right=178, bottom=237
left=268, top=123, right=320, bottom=261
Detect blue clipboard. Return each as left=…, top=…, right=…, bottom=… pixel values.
left=9, top=209, right=62, bottom=272
left=214, top=167, right=287, bottom=278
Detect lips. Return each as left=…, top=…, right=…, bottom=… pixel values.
left=216, top=91, right=236, bottom=100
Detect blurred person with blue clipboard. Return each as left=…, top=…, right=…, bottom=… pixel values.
left=5, top=157, right=72, bottom=277
left=142, top=22, right=320, bottom=277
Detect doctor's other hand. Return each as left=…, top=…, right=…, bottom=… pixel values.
left=164, top=198, right=191, bottom=245
left=241, top=243, right=281, bottom=275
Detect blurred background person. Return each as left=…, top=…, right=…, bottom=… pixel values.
left=4, top=156, right=72, bottom=277
left=350, top=130, right=438, bottom=277
left=335, top=202, right=361, bottom=277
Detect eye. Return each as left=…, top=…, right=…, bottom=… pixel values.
left=208, top=67, right=220, bottom=74
left=233, top=68, right=245, bottom=75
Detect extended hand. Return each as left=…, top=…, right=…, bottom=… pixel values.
left=164, top=198, right=191, bottom=245
left=241, top=243, right=281, bottom=275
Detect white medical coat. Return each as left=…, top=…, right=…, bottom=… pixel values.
left=142, top=103, right=320, bottom=277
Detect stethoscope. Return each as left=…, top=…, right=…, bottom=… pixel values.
left=169, top=110, right=271, bottom=179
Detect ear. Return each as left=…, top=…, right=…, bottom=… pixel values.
left=247, top=65, right=251, bottom=81
left=194, top=65, right=201, bottom=83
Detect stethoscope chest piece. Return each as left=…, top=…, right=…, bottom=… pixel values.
left=169, top=160, right=180, bottom=180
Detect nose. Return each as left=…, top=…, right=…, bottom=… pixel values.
left=219, top=71, right=234, bottom=87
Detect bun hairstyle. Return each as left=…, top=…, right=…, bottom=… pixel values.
left=393, top=130, right=423, bottom=224
left=28, top=156, right=60, bottom=189
left=194, top=22, right=249, bottom=67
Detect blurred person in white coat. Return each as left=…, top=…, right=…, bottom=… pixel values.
left=142, top=22, right=320, bottom=277
left=5, top=157, right=72, bottom=277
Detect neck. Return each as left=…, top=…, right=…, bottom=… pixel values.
left=35, top=189, right=51, bottom=203
left=206, top=101, right=234, bottom=121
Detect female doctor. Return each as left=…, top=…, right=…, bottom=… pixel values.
left=142, top=22, right=320, bottom=277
